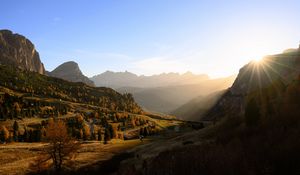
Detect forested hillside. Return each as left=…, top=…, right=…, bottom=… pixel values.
left=0, top=64, right=141, bottom=120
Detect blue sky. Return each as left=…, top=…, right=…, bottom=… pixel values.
left=1, top=0, right=300, bottom=78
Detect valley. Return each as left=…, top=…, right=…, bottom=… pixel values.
left=1, top=1, right=300, bottom=173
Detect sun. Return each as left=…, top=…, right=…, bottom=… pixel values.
left=253, top=57, right=263, bottom=63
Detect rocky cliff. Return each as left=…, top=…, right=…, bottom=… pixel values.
left=49, top=61, right=95, bottom=86
left=202, top=47, right=300, bottom=121
left=0, top=29, right=45, bottom=74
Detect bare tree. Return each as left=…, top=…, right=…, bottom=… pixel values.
left=30, top=119, right=80, bottom=172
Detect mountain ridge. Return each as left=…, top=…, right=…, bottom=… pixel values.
left=91, top=70, right=211, bottom=88
left=202, top=47, right=300, bottom=122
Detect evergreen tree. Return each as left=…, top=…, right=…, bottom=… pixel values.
left=28, top=129, right=34, bottom=142
left=104, top=128, right=111, bottom=144
left=33, top=129, right=42, bottom=142
left=143, top=127, right=149, bottom=137
left=23, top=128, right=30, bottom=142
left=97, top=129, right=102, bottom=141
left=139, top=128, right=144, bottom=136
left=91, top=132, right=96, bottom=140
left=108, top=124, right=114, bottom=138
left=13, top=120, right=19, bottom=141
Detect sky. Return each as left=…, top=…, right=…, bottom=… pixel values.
left=1, top=0, right=300, bottom=78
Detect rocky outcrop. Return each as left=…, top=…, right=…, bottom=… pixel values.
left=49, top=61, right=95, bottom=86
left=0, top=29, right=45, bottom=74
left=202, top=47, right=300, bottom=121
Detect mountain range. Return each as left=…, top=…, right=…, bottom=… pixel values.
left=91, top=71, right=210, bottom=88
left=90, top=70, right=235, bottom=115
left=117, top=75, right=235, bottom=114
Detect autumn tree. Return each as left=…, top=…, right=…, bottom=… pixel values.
left=30, top=120, right=80, bottom=172
left=82, top=124, right=91, bottom=140
left=13, top=102, right=21, bottom=118
left=0, top=125, right=9, bottom=142
left=76, top=114, right=84, bottom=129
left=112, top=124, right=118, bottom=138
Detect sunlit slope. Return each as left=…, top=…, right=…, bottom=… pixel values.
left=171, top=90, right=226, bottom=121
left=0, top=65, right=142, bottom=115
left=203, top=48, right=300, bottom=121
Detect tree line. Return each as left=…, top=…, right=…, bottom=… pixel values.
left=0, top=111, right=158, bottom=143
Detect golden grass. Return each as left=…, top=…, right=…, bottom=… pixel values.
left=0, top=139, right=147, bottom=175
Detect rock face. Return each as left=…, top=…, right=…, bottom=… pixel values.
left=0, top=29, right=45, bottom=74
left=202, top=48, right=300, bottom=121
left=49, top=61, right=95, bottom=86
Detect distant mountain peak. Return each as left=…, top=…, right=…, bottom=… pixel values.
left=49, top=61, right=95, bottom=86
left=63, top=61, right=78, bottom=65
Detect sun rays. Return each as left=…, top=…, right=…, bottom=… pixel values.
left=253, top=57, right=264, bottom=63
left=237, top=52, right=294, bottom=98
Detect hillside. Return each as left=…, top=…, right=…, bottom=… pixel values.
left=118, top=75, right=236, bottom=114
left=0, top=64, right=141, bottom=118
left=171, top=90, right=226, bottom=121
left=112, top=46, right=300, bottom=175
left=203, top=47, right=300, bottom=122
left=49, top=61, right=95, bottom=86
left=0, top=30, right=45, bottom=74
left=0, top=64, right=196, bottom=175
